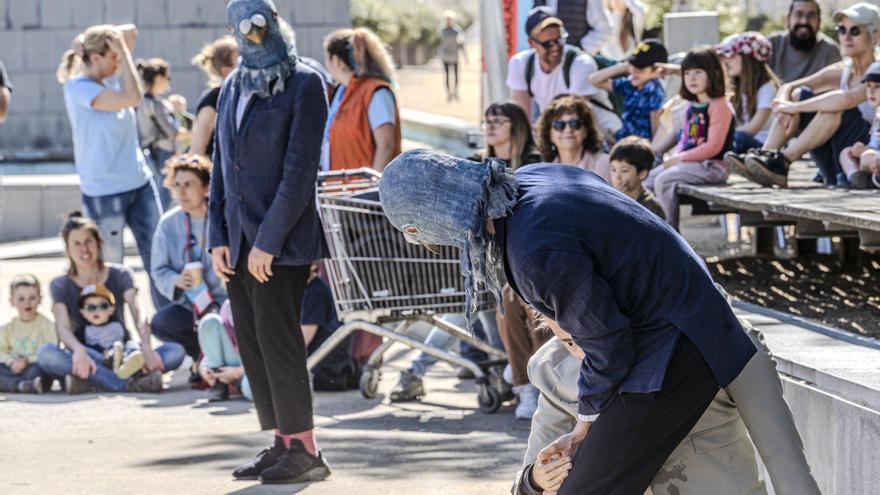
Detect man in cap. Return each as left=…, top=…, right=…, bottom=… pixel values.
left=768, top=0, right=841, bottom=83
left=727, top=2, right=880, bottom=188
left=209, top=0, right=331, bottom=485
left=379, top=149, right=820, bottom=494
left=532, top=0, right=613, bottom=55
left=506, top=7, right=621, bottom=134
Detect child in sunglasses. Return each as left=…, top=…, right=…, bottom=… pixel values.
left=0, top=274, right=56, bottom=394
left=644, top=46, right=735, bottom=230
left=79, top=284, right=144, bottom=379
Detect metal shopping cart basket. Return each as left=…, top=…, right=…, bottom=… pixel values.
left=306, top=168, right=512, bottom=413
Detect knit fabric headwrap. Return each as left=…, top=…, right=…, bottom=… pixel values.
left=227, top=0, right=297, bottom=98
left=378, top=149, right=519, bottom=324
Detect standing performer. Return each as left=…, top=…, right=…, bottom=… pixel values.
left=378, top=150, right=819, bottom=495
left=209, top=0, right=330, bottom=485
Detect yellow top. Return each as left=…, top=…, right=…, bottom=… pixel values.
left=0, top=313, right=57, bottom=364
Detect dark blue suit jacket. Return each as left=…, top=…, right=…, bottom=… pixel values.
left=497, top=164, right=756, bottom=416
left=208, top=62, right=329, bottom=266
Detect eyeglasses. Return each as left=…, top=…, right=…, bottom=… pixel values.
left=550, top=118, right=584, bottom=131
left=531, top=32, right=568, bottom=50
left=481, top=118, right=511, bottom=129
left=84, top=302, right=112, bottom=312
left=836, top=25, right=862, bottom=37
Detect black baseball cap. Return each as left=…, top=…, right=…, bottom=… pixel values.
left=525, top=7, right=564, bottom=38
left=863, top=61, right=880, bottom=83
left=626, top=40, right=668, bottom=69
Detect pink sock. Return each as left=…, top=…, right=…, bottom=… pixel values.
left=275, top=429, right=318, bottom=456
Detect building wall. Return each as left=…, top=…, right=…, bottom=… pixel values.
left=0, top=0, right=350, bottom=151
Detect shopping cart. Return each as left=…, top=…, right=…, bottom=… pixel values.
left=306, top=168, right=512, bottom=413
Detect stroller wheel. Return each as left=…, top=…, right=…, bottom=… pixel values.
left=477, top=382, right=502, bottom=414
left=359, top=367, right=381, bottom=399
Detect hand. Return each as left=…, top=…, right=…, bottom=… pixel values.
left=71, top=348, right=97, bottom=379
left=531, top=455, right=572, bottom=492
left=247, top=246, right=275, bottom=283
left=106, top=30, right=126, bottom=55
left=168, top=94, right=187, bottom=114
left=142, top=347, right=164, bottom=373
left=176, top=271, right=195, bottom=290
left=211, top=246, right=236, bottom=283
left=215, top=366, right=243, bottom=384
left=773, top=100, right=799, bottom=115
left=656, top=63, right=680, bottom=78
left=850, top=142, right=866, bottom=157
left=10, top=356, right=28, bottom=374
left=662, top=155, right=682, bottom=169
left=538, top=421, right=591, bottom=466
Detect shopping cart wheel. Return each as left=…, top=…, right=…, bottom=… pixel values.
left=477, top=382, right=502, bottom=413
left=359, top=366, right=381, bottom=399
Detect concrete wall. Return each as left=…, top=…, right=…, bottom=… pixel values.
left=0, top=0, right=350, bottom=151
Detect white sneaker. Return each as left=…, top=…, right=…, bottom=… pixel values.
left=514, top=383, right=539, bottom=420
left=502, top=363, right=514, bottom=385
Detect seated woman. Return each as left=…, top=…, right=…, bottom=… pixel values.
left=725, top=3, right=880, bottom=187
left=473, top=101, right=542, bottom=169
left=149, top=155, right=228, bottom=380
left=535, top=95, right=611, bottom=182
left=38, top=213, right=186, bottom=394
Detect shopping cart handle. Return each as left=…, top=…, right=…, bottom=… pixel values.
left=318, top=168, right=382, bottom=181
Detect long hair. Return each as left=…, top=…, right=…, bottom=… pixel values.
left=535, top=94, right=602, bottom=161
left=679, top=46, right=727, bottom=101
left=731, top=56, right=780, bottom=124
left=56, top=25, right=116, bottom=84
left=483, top=101, right=537, bottom=170
left=192, top=35, right=238, bottom=87
left=60, top=211, right=105, bottom=277
left=324, top=28, right=396, bottom=84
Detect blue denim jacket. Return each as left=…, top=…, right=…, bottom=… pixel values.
left=209, top=62, right=329, bottom=265
left=498, top=164, right=756, bottom=416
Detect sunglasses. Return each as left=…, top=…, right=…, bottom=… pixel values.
left=836, top=25, right=863, bottom=37
left=551, top=118, right=584, bottom=131
left=481, top=118, right=511, bottom=129
left=84, top=302, right=112, bottom=312
left=531, top=33, right=567, bottom=50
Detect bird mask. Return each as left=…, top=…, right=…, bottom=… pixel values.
left=227, top=0, right=296, bottom=98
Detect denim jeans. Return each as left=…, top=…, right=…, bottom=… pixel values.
left=151, top=303, right=200, bottom=360
left=0, top=362, right=44, bottom=392
left=198, top=314, right=252, bottom=400
left=36, top=341, right=186, bottom=392
left=732, top=130, right=764, bottom=154
left=81, top=180, right=170, bottom=310
left=410, top=310, right=503, bottom=377
left=146, top=147, right=174, bottom=211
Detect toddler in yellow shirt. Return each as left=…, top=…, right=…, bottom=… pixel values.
left=0, top=274, right=57, bottom=393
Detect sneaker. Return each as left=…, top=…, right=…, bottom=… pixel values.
left=723, top=151, right=750, bottom=178
left=456, top=366, right=475, bottom=380
left=744, top=150, right=791, bottom=187
left=65, top=374, right=100, bottom=395
left=17, top=376, right=44, bottom=394
left=513, top=383, right=540, bottom=420
left=258, top=439, right=332, bottom=485
left=873, top=174, right=880, bottom=188
left=116, top=350, right=144, bottom=380
left=126, top=371, right=163, bottom=393
left=389, top=370, right=425, bottom=402
left=849, top=170, right=873, bottom=190
left=111, top=341, right=124, bottom=372
left=233, top=436, right=286, bottom=480
left=208, top=382, right=230, bottom=402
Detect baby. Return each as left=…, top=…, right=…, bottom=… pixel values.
left=79, top=284, right=143, bottom=379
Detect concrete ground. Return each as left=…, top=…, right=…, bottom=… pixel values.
left=0, top=256, right=529, bottom=494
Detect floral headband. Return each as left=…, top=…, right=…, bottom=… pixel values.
left=717, top=31, right=772, bottom=63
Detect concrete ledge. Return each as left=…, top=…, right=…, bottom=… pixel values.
left=401, top=108, right=479, bottom=157
left=0, top=173, right=82, bottom=242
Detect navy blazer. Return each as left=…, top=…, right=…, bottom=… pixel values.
left=497, top=164, right=756, bottom=417
left=209, top=61, right=329, bottom=266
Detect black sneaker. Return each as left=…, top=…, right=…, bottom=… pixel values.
left=258, top=439, right=332, bottom=485
left=65, top=374, right=101, bottom=395
left=17, top=376, right=43, bottom=394
left=744, top=150, right=791, bottom=187
left=208, top=382, right=229, bottom=402
left=389, top=370, right=424, bottom=402
left=233, top=436, right=286, bottom=480
left=723, top=151, right=750, bottom=178
left=849, top=170, right=874, bottom=190
left=126, top=371, right=163, bottom=393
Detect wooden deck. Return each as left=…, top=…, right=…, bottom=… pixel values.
left=678, top=162, right=880, bottom=251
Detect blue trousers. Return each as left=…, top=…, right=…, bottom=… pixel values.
left=0, top=362, right=44, bottom=392
left=197, top=314, right=252, bottom=400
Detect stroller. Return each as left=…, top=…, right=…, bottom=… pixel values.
left=306, top=168, right=513, bottom=413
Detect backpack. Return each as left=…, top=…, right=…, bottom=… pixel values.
left=525, top=46, right=624, bottom=116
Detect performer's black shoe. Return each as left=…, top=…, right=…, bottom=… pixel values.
left=258, top=439, right=332, bottom=485
left=233, top=436, right=286, bottom=480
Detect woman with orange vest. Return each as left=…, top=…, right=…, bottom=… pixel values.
left=323, top=28, right=402, bottom=172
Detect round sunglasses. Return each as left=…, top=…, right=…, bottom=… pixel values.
left=836, top=24, right=863, bottom=37
left=551, top=118, right=584, bottom=131
left=531, top=32, right=568, bottom=51
left=84, top=302, right=112, bottom=312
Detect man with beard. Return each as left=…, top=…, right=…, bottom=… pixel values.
left=768, top=0, right=841, bottom=82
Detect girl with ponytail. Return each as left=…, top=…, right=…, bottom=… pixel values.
left=323, top=27, right=401, bottom=172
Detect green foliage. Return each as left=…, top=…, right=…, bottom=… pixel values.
left=351, top=0, right=473, bottom=49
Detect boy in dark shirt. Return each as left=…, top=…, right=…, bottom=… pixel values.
left=609, top=136, right=666, bottom=219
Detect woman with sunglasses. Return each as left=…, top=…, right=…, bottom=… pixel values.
left=37, top=212, right=186, bottom=394
left=476, top=101, right=541, bottom=170
left=535, top=94, right=611, bottom=181
left=727, top=2, right=880, bottom=188
left=149, top=155, right=228, bottom=390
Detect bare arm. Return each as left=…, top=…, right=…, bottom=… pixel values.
left=301, top=324, right=319, bottom=348
left=777, top=63, right=844, bottom=103
left=738, top=107, right=772, bottom=135
left=778, top=85, right=865, bottom=114
left=511, top=89, right=532, bottom=122
left=123, top=287, right=149, bottom=341
left=117, top=24, right=138, bottom=52
left=52, top=303, right=87, bottom=353
left=587, top=63, right=628, bottom=93
left=92, top=31, right=144, bottom=112
left=0, top=87, right=9, bottom=123
left=371, top=123, right=396, bottom=172
left=190, top=106, right=217, bottom=156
